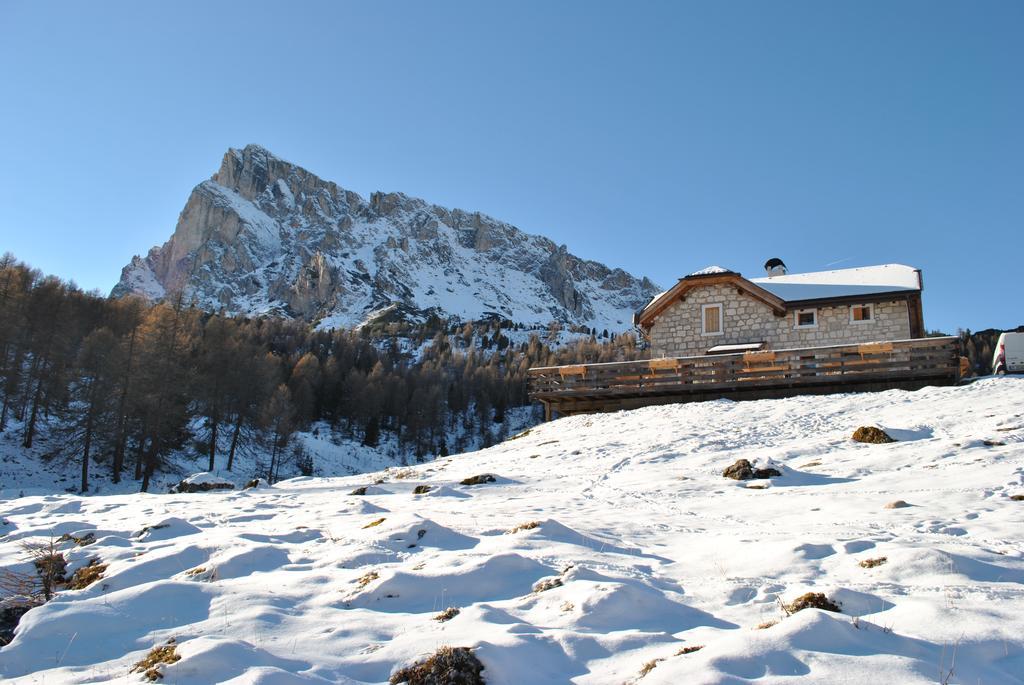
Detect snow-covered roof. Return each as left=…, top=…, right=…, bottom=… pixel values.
left=750, top=264, right=920, bottom=302
left=688, top=265, right=732, bottom=277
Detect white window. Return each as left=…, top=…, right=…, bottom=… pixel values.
left=794, top=309, right=817, bottom=329
left=701, top=303, right=723, bottom=336
left=850, top=304, right=874, bottom=323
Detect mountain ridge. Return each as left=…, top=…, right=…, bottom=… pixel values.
left=113, top=145, right=661, bottom=330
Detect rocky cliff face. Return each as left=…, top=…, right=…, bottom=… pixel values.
left=113, top=145, right=660, bottom=330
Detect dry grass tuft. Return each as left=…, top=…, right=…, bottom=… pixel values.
left=755, top=619, right=779, bottom=630
left=67, top=559, right=106, bottom=590
left=58, top=532, right=97, bottom=547
left=390, top=646, right=484, bottom=685
left=675, top=644, right=704, bottom=655
left=355, top=571, right=380, bottom=588
left=389, top=467, right=419, bottom=480
left=859, top=556, right=888, bottom=569
left=785, top=592, right=841, bottom=614
left=434, top=607, right=460, bottom=622
left=131, top=639, right=180, bottom=681
left=363, top=517, right=387, bottom=529
left=508, top=428, right=533, bottom=441
left=532, top=577, right=563, bottom=593
left=852, top=426, right=896, bottom=443
left=638, top=658, right=664, bottom=678
left=184, top=567, right=206, bottom=576
left=506, top=521, right=540, bottom=534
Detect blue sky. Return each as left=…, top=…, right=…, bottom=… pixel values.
left=1, top=1, right=1021, bottom=333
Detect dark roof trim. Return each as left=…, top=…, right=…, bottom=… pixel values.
left=784, top=291, right=920, bottom=309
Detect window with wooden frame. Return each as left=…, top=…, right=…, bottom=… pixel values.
left=701, top=303, right=723, bottom=336
left=794, top=308, right=817, bottom=329
left=850, top=303, right=874, bottom=323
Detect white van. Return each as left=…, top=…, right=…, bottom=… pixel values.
left=993, top=332, right=1024, bottom=374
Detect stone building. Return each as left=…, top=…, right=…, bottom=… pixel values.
left=635, top=261, right=925, bottom=359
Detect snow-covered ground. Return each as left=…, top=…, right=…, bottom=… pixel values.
left=2, top=378, right=1023, bottom=683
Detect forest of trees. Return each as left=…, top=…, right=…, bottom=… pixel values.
left=0, top=255, right=646, bottom=492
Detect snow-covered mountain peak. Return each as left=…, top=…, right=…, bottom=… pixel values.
left=113, top=146, right=660, bottom=330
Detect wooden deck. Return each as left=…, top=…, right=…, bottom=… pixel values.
left=529, top=336, right=962, bottom=418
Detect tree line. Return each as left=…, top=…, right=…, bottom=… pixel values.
left=0, top=254, right=646, bottom=492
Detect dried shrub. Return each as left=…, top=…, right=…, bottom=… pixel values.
left=722, top=459, right=780, bottom=480
left=413, top=485, right=432, bottom=495
left=675, top=645, right=704, bottom=655
left=26, top=540, right=67, bottom=601
left=532, top=577, right=563, bottom=593
left=859, top=556, right=888, bottom=569
left=506, top=521, right=540, bottom=534
left=33, top=553, right=67, bottom=592
left=390, top=646, right=485, bottom=685
left=852, top=426, right=895, bottom=444
left=460, top=474, right=496, bottom=486
left=67, top=559, right=107, bottom=590
left=785, top=592, right=841, bottom=614
left=434, top=607, right=460, bottom=622
left=363, top=517, right=386, bottom=529
left=130, top=639, right=180, bottom=681
left=1, top=537, right=66, bottom=643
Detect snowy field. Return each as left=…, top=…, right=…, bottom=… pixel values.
left=2, top=377, right=1023, bottom=683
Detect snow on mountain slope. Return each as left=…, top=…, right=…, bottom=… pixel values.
left=112, top=145, right=660, bottom=331
left=3, top=378, right=1024, bottom=683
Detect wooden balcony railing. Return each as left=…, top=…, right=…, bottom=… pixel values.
left=528, top=336, right=961, bottom=417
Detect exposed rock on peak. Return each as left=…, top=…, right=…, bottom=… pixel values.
left=113, top=145, right=661, bottom=330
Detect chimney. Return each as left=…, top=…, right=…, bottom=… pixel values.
left=764, top=258, right=787, bottom=276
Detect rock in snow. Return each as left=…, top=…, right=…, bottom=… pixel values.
left=112, top=145, right=661, bottom=331
left=2, top=377, right=1024, bottom=683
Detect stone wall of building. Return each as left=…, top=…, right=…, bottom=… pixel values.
left=649, top=283, right=913, bottom=358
